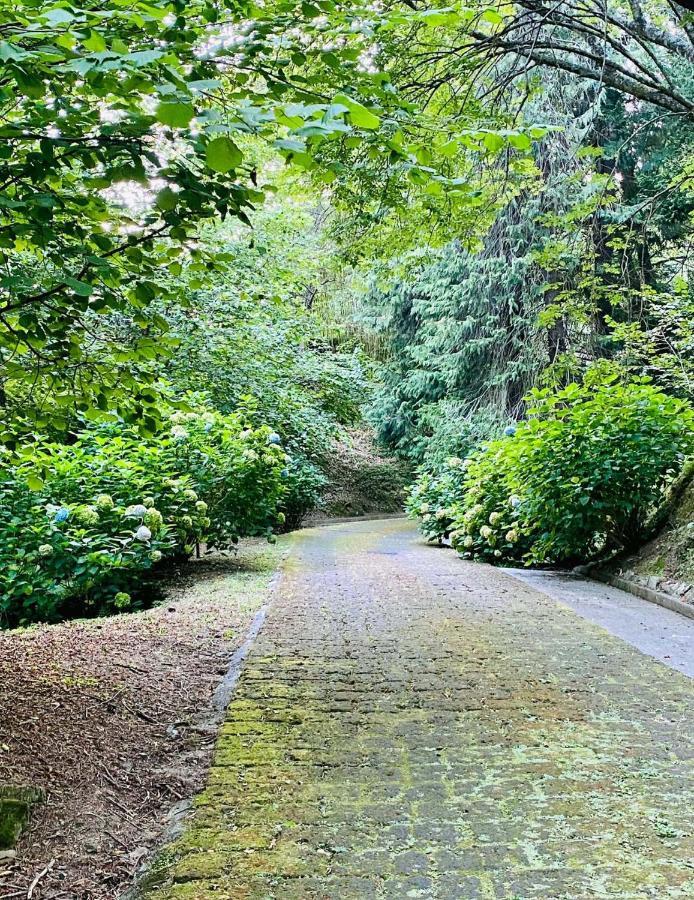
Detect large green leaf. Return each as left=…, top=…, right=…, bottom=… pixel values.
left=206, top=137, right=243, bottom=173
left=156, top=102, right=195, bottom=128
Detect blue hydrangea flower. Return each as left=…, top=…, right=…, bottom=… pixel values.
left=267, top=433, right=282, bottom=445
left=504, top=425, right=517, bottom=437
left=54, top=507, right=70, bottom=523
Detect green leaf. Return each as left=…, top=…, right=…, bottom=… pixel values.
left=508, top=132, right=532, bottom=151
left=481, top=9, right=504, bottom=25
left=26, top=475, right=44, bottom=492
left=206, top=137, right=243, bottom=173
left=65, top=278, right=93, bottom=297
left=84, top=31, right=107, bottom=53
left=41, top=8, right=75, bottom=26
left=156, top=187, right=178, bottom=211
left=333, top=93, right=380, bottom=130
left=482, top=132, right=505, bottom=152
left=0, top=41, right=25, bottom=62
left=156, top=102, right=195, bottom=128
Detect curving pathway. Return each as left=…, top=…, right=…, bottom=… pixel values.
left=141, top=518, right=694, bottom=899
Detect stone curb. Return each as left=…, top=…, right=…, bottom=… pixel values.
left=576, top=566, right=694, bottom=621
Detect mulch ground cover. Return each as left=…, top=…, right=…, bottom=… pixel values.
left=0, top=541, right=281, bottom=900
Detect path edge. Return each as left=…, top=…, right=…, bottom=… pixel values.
left=121, top=536, right=296, bottom=900
left=575, top=565, right=694, bottom=621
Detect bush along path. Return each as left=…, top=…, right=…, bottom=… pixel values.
left=136, top=519, right=693, bottom=900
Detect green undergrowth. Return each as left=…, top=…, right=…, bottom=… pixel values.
left=608, top=464, right=694, bottom=587
left=311, top=429, right=410, bottom=520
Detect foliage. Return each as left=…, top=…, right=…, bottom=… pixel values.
left=0, top=0, right=396, bottom=437
left=409, top=373, right=694, bottom=566
left=166, top=275, right=368, bottom=459
left=362, top=66, right=694, bottom=489
left=1, top=0, right=547, bottom=437
left=0, top=403, right=285, bottom=627
left=405, top=456, right=470, bottom=543
left=365, top=241, right=544, bottom=465
left=279, top=457, right=328, bottom=531
left=400, top=1, right=694, bottom=118
left=162, top=198, right=370, bottom=527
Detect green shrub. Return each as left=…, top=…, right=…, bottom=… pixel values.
left=410, top=372, right=694, bottom=565
left=405, top=457, right=469, bottom=543
left=0, top=403, right=286, bottom=627
left=279, top=456, right=328, bottom=531
left=447, top=442, right=534, bottom=563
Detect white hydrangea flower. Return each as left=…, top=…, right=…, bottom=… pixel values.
left=149, top=550, right=163, bottom=562
left=135, top=525, right=152, bottom=542
left=38, top=544, right=54, bottom=557
left=183, top=489, right=198, bottom=501
left=506, top=529, right=519, bottom=543
left=480, top=525, right=493, bottom=540
left=95, top=494, right=114, bottom=510
left=171, top=425, right=188, bottom=440
left=447, top=456, right=463, bottom=468
left=420, top=503, right=430, bottom=513
left=489, top=511, right=501, bottom=525
left=125, top=504, right=147, bottom=518
left=463, top=536, right=474, bottom=548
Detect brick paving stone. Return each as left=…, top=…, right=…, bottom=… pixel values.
left=138, top=519, right=694, bottom=899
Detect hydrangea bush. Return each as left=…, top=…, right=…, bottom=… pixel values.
left=405, top=456, right=469, bottom=543
left=1, top=403, right=287, bottom=627
left=409, top=374, right=694, bottom=566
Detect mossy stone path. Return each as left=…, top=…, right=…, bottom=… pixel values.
left=141, top=519, right=693, bottom=899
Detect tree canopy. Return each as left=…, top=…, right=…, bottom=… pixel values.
left=1, top=0, right=693, bottom=588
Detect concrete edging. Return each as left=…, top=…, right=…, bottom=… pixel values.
left=588, top=568, right=694, bottom=621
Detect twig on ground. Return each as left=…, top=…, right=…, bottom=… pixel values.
left=97, top=763, right=123, bottom=790
left=111, top=662, right=148, bottom=675
left=27, top=858, right=55, bottom=898
left=103, top=793, right=137, bottom=824
left=121, top=700, right=158, bottom=724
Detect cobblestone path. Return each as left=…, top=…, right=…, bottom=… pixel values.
left=141, top=519, right=694, bottom=899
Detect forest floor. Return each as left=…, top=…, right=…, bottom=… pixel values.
left=0, top=540, right=284, bottom=900
left=136, top=519, right=693, bottom=900
left=604, top=472, right=694, bottom=606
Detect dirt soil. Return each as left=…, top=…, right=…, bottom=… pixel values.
left=607, top=469, right=694, bottom=604
left=0, top=540, right=282, bottom=900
